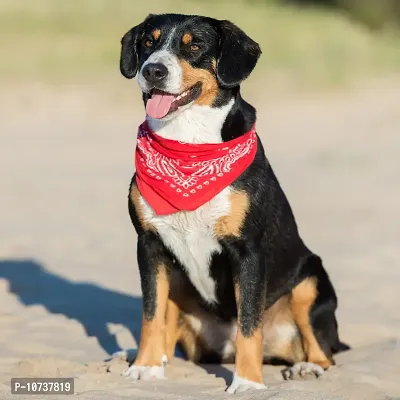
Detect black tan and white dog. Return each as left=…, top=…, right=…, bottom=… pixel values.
left=119, top=13, right=348, bottom=394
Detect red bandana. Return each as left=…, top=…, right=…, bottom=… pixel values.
left=135, top=121, right=257, bottom=215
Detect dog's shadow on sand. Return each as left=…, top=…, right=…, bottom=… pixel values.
left=0, top=258, right=233, bottom=384
left=0, top=258, right=143, bottom=356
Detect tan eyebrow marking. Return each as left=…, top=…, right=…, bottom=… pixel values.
left=152, top=29, right=161, bottom=40
left=182, top=33, right=193, bottom=45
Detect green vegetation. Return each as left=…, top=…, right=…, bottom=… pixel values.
left=337, top=0, right=400, bottom=30
left=280, top=0, right=400, bottom=30
left=2, top=0, right=400, bottom=88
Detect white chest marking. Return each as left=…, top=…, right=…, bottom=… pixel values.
left=140, top=188, right=231, bottom=303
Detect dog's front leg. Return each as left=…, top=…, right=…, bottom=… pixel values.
left=124, top=233, right=172, bottom=380
left=227, top=250, right=267, bottom=394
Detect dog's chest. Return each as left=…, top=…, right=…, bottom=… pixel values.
left=141, top=188, right=231, bottom=303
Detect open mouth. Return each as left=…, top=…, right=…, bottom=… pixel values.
left=145, top=82, right=202, bottom=119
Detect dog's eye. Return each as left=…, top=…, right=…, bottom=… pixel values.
left=190, top=44, right=200, bottom=51
left=144, top=39, right=153, bottom=48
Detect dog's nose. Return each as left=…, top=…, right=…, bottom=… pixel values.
left=142, top=63, right=168, bottom=84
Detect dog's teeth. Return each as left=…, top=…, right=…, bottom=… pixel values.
left=173, top=89, right=191, bottom=104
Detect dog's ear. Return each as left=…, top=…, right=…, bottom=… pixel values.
left=216, top=20, right=261, bottom=88
left=120, top=15, right=152, bottom=79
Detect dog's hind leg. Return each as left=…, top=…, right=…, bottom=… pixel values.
left=291, top=277, right=333, bottom=369
left=165, top=270, right=207, bottom=363
left=283, top=274, right=335, bottom=380
left=165, top=298, right=182, bottom=361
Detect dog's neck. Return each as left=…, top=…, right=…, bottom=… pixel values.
left=146, top=100, right=234, bottom=144
left=146, top=91, right=256, bottom=144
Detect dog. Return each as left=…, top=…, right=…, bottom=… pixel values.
left=119, top=13, right=348, bottom=394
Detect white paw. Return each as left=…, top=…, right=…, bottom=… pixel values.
left=282, top=362, right=324, bottom=380
left=123, top=355, right=167, bottom=381
left=226, top=373, right=266, bottom=394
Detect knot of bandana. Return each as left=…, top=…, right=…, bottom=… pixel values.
left=135, top=121, right=257, bottom=215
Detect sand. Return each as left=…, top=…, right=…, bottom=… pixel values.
left=0, top=80, right=399, bottom=399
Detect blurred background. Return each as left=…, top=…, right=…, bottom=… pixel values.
left=0, top=0, right=399, bottom=395
left=2, top=0, right=400, bottom=87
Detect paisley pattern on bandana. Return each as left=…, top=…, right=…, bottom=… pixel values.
left=135, top=121, right=257, bottom=215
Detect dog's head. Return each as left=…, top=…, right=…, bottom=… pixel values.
left=120, top=14, right=261, bottom=121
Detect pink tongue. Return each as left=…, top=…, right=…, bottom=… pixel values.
left=146, top=93, right=176, bottom=119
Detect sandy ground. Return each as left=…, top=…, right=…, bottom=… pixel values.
left=0, top=80, right=399, bottom=399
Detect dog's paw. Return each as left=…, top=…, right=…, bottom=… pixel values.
left=226, top=374, right=266, bottom=394
left=282, top=362, right=325, bottom=380
left=123, top=355, right=167, bottom=381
